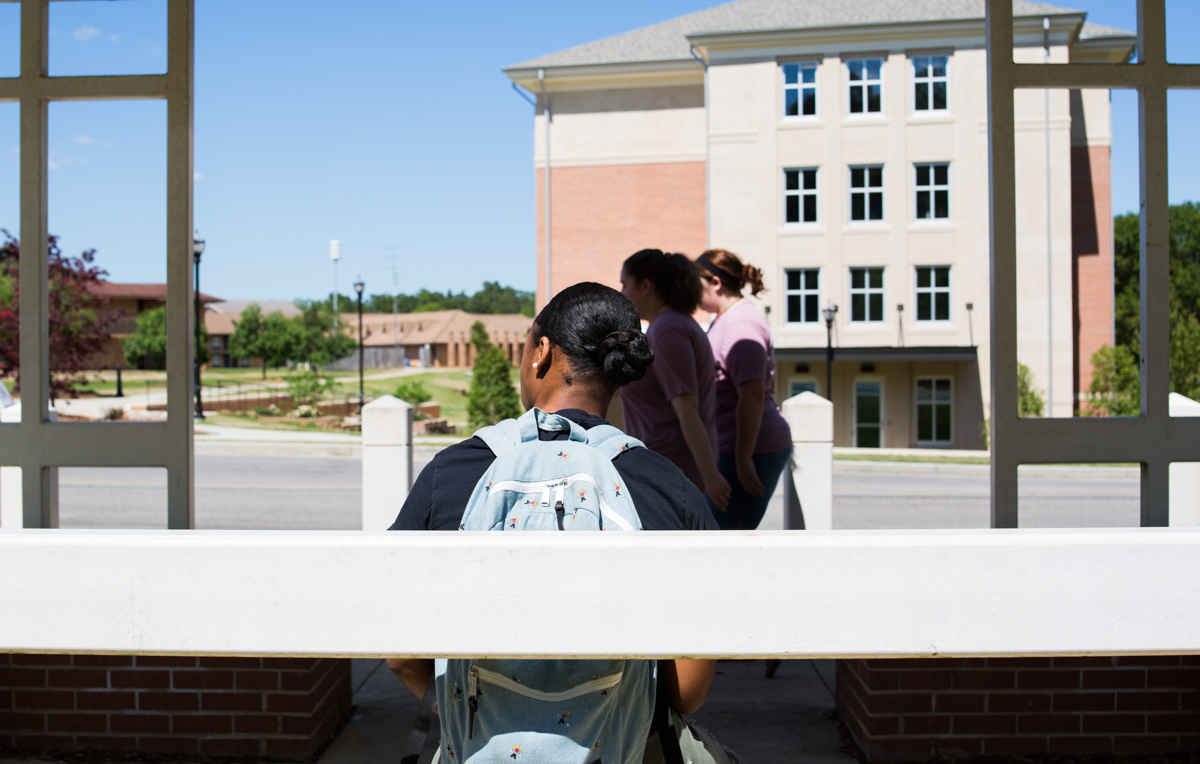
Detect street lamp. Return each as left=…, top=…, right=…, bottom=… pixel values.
left=193, top=235, right=206, bottom=421
left=354, top=277, right=365, bottom=412
left=822, top=303, right=838, bottom=402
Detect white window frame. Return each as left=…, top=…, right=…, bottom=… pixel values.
left=912, top=54, right=949, bottom=113
left=849, top=165, right=884, bottom=223
left=915, top=376, right=954, bottom=446
left=849, top=267, right=885, bottom=324
left=782, top=61, right=818, bottom=119
left=784, top=168, right=818, bottom=225
left=914, top=162, right=950, bottom=221
left=914, top=266, right=952, bottom=323
left=846, top=57, right=884, bottom=116
left=784, top=268, right=821, bottom=324
left=912, top=265, right=950, bottom=321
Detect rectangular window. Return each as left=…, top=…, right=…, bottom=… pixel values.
left=784, top=168, right=818, bottom=224
left=849, top=165, right=884, bottom=221
left=915, top=163, right=949, bottom=220
left=915, top=266, right=951, bottom=322
left=912, top=55, right=948, bottom=111
left=847, top=58, right=882, bottom=114
left=785, top=268, right=820, bottom=323
left=849, top=267, right=885, bottom=323
left=790, top=380, right=818, bottom=397
left=916, top=377, right=953, bottom=444
left=783, top=62, right=817, bottom=117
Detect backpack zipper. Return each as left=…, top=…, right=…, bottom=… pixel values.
left=489, top=474, right=635, bottom=531
left=465, top=665, right=622, bottom=740
left=555, top=500, right=565, bottom=530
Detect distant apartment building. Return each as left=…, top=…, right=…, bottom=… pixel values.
left=204, top=300, right=302, bottom=369
left=334, top=310, right=532, bottom=370
left=505, top=0, right=1134, bottom=449
left=87, top=282, right=221, bottom=369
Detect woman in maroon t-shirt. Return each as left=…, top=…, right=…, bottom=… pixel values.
left=696, top=248, right=793, bottom=531
left=619, top=249, right=731, bottom=511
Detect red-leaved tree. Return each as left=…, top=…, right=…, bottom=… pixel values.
left=0, top=231, right=120, bottom=398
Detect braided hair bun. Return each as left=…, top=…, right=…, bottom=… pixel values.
left=531, top=282, right=655, bottom=389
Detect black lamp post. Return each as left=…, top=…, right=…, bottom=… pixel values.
left=822, top=303, right=838, bottom=402
left=354, top=277, right=365, bottom=412
left=193, top=236, right=206, bottom=421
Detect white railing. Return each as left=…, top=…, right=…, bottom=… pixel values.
left=0, top=528, right=1198, bottom=658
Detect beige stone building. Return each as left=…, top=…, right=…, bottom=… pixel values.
left=505, top=0, right=1134, bottom=449
left=334, top=310, right=531, bottom=370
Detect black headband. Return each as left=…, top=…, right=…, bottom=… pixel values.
left=697, top=255, right=741, bottom=285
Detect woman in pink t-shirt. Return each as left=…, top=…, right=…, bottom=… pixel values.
left=619, top=249, right=731, bottom=511
left=696, top=248, right=793, bottom=531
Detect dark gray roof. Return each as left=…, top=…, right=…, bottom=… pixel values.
left=507, top=0, right=1108, bottom=70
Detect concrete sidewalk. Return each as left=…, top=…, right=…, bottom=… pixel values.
left=322, top=658, right=856, bottom=764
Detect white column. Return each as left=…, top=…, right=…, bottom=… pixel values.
left=1169, top=393, right=1200, bottom=527
left=361, top=394, right=413, bottom=530
left=780, top=391, right=833, bottom=530
left=1, top=402, right=58, bottom=529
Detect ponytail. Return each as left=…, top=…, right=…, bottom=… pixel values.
left=622, top=249, right=702, bottom=314
left=699, top=248, right=767, bottom=297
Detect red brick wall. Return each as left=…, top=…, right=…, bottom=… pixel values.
left=1071, top=145, right=1115, bottom=409
left=0, top=654, right=351, bottom=760
left=837, top=657, right=1200, bottom=761
left=536, top=162, right=707, bottom=309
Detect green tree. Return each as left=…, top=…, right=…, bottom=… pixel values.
left=260, top=311, right=300, bottom=374
left=394, top=379, right=432, bottom=406
left=1110, top=204, right=1200, bottom=397
left=467, top=320, right=521, bottom=428
left=1084, top=344, right=1140, bottom=417
left=121, top=306, right=208, bottom=370
left=1017, top=362, right=1044, bottom=418
left=291, top=301, right=356, bottom=369
left=352, top=283, right=535, bottom=318
left=228, top=303, right=265, bottom=374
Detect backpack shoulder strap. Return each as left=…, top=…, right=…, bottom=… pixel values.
left=471, top=418, right=523, bottom=459
left=584, top=424, right=645, bottom=461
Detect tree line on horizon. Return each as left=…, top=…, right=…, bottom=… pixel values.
left=317, top=281, right=535, bottom=318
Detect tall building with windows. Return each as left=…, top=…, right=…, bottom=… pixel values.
left=505, top=0, right=1134, bottom=449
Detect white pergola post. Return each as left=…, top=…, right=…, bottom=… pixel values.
left=781, top=391, right=833, bottom=531
left=0, top=0, right=196, bottom=528
left=986, top=0, right=1200, bottom=527
left=1168, top=393, right=1200, bottom=526
left=361, top=394, right=413, bottom=530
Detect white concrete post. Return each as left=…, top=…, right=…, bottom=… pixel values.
left=780, top=391, right=833, bottom=530
left=1169, top=393, right=1200, bottom=527
left=0, top=402, right=58, bottom=529
left=361, top=395, right=413, bottom=530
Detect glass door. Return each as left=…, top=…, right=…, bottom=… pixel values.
left=854, top=381, right=883, bottom=448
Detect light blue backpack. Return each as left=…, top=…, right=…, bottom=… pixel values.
left=432, top=408, right=657, bottom=764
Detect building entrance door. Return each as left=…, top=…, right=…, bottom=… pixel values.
left=854, top=381, right=883, bottom=448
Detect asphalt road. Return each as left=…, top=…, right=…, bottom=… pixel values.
left=53, top=453, right=1141, bottom=530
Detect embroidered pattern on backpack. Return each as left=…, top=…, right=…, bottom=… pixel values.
left=557, top=712, right=570, bottom=726
left=613, top=482, right=622, bottom=497
left=557, top=451, right=570, bottom=461
left=510, top=745, right=522, bottom=759
left=508, top=516, right=519, bottom=529
left=577, top=488, right=586, bottom=502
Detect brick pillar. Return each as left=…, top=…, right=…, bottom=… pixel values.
left=836, top=657, right=1200, bottom=761
left=0, top=654, right=352, bottom=760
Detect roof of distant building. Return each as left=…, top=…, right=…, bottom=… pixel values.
left=338, top=309, right=531, bottom=348
left=208, top=300, right=301, bottom=317
left=89, top=282, right=220, bottom=303
left=506, top=0, right=1131, bottom=71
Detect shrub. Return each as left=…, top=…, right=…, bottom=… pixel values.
left=286, top=370, right=333, bottom=409
left=394, top=379, right=432, bottom=406
left=467, top=321, right=521, bottom=428
left=101, top=406, right=124, bottom=421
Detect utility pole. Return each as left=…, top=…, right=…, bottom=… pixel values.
left=386, top=246, right=400, bottom=349
left=330, top=239, right=341, bottom=330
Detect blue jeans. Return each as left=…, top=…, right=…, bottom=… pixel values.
left=706, top=447, right=793, bottom=530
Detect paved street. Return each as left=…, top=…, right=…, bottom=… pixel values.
left=56, top=453, right=1140, bottom=530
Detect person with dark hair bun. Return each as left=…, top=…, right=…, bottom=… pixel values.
left=619, top=250, right=731, bottom=510
left=388, top=282, right=719, bottom=726
left=696, top=249, right=792, bottom=531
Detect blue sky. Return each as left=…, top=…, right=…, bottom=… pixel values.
left=0, top=0, right=1195, bottom=302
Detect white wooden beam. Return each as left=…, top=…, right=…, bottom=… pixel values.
left=1, top=529, right=1198, bottom=659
